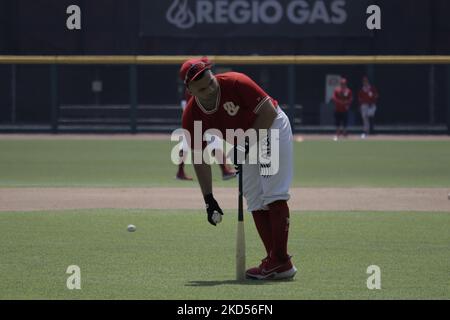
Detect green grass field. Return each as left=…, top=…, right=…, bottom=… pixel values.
left=0, top=138, right=449, bottom=300
left=0, top=139, right=449, bottom=187
left=0, top=210, right=448, bottom=299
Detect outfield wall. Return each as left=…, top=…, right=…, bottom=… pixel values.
left=0, top=56, right=449, bottom=134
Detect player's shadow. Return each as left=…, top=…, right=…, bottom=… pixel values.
left=186, top=279, right=295, bottom=287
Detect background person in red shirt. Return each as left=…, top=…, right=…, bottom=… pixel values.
left=358, top=76, right=379, bottom=138
left=331, top=78, right=353, bottom=140
left=180, top=57, right=297, bottom=280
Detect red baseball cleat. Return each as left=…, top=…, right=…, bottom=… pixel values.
left=246, top=257, right=297, bottom=280
left=176, top=171, right=193, bottom=181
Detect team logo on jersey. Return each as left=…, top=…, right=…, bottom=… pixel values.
left=223, top=102, right=240, bottom=116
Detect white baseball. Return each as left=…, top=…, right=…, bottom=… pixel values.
left=212, top=212, right=222, bottom=224
left=127, top=224, right=136, bottom=232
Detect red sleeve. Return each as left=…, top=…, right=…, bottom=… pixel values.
left=182, top=103, right=207, bottom=151
left=181, top=104, right=195, bottom=150
left=235, top=73, right=270, bottom=114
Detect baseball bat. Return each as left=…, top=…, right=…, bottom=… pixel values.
left=236, top=162, right=246, bottom=281
left=234, top=137, right=246, bottom=281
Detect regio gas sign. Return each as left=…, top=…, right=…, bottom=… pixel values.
left=166, top=0, right=348, bottom=29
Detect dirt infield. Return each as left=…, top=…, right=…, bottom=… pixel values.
left=1, top=134, right=448, bottom=212
left=1, top=187, right=448, bottom=212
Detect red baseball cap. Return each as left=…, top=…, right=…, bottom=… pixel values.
left=179, top=57, right=212, bottom=85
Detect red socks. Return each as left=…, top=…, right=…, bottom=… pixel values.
left=252, top=200, right=291, bottom=262
left=252, top=210, right=272, bottom=257
left=268, top=200, right=290, bottom=262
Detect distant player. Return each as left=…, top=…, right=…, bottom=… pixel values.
left=180, top=57, right=297, bottom=280
left=331, top=78, right=353, bottom=141
left=358, top=76, right=379, bottom=138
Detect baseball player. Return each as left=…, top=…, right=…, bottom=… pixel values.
left=358, top=76, right=379, bottom=138
left=180, top=57, right=297, bottom=280
left=331, top=78, right=353, bottom=141
left=177, top=87, right=237, bottom=181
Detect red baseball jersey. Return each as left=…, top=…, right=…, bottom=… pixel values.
left=182, top=72, right=278, bottom=149
left=332, top=87, right=353, bottom=112
left=358, top=85, right=379, bottom=105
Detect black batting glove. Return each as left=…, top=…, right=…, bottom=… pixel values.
left=204, top=193, right=224, bottom=226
